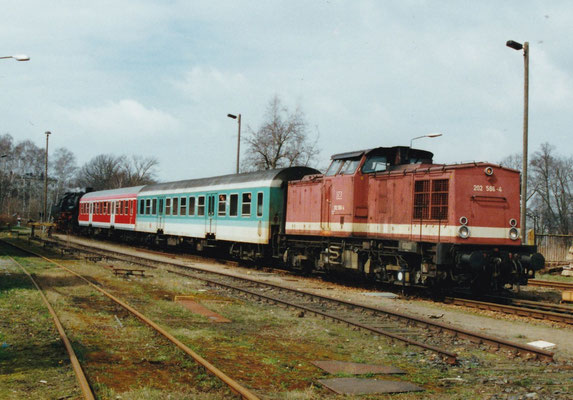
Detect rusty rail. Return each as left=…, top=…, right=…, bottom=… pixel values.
left=6, top=255, right=95, bottom=400
left=444, top=297, right=573, bottom=325
left=2, top=239, right=260, bottom=400
left=47, top=236, right=556, bottom=362
left=528, top=279, right=573, bottom=291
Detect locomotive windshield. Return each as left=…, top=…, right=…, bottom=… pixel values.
left=325, top=158, right=361, bottom=176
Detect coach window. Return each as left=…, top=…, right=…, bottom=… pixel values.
left=145, top=199, right=151, bottom=215
left=197, top=196, right=205, bottom=216
left=180, top=197, right=187, bottom=215
left=218, top=194, right=227, bottom=216
left=139, top=199, right=145, bottom=215
left=124, top=201, right=129, bottom=215
left=189, top=197, right=195, bottom=216
left=257, top=192, right=264, bottom=217
left=115, top=202, right=120, bottom=215
left=229, top=194, right=238, bottom=217
left=152, top=198, right=157, bottom=215
left=166, top=198, right=171, bottom=215
left=242, top=193, right=251, bottom=216
left=158, top=199, right=163, bottom=214
left=173, top=197, right=179, bottom=216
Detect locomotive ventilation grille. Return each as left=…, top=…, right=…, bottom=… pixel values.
left=413, top=179, right=449, bottom=220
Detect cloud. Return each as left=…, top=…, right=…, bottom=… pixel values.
left=173, top=67, right=249, bottom=103
left=59, top=99, right=181, bottom=139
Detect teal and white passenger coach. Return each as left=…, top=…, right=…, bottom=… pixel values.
left=134, top=168, right=316, bottom=249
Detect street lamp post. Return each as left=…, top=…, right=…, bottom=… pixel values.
left=0, top=54, right=30, bottom=62
left=227, top=113, right=242, bottom=174
left=409, top=133, right=443, bottom=148
left=506, top=40, right=529, bottom=243
left=44, top=131, right=51, bottom=222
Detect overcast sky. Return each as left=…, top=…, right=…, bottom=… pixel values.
left=1, top=1, right=571, bottom=181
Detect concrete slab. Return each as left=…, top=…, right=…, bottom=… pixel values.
left=318, top=377, right=424, bottom=395
left=174, top=296, right=231, bottom=323
left=311, top=360, right=405, bottom=375
left=361, top=292, right=399, bottom=298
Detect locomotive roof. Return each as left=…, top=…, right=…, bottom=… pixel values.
left=140, top=166, right=319, bottom=194
left=81, top=185, right=145, bottom=200
left=331, top=146, right=433, bottom=163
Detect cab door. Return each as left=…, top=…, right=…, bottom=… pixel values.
left=206, top=193, right=217, bottom=236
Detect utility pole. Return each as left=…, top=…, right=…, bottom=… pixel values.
left=227, top=113, right=242, bottom=173
left=506, top=40, right=529, bottom=243
left=44, top=131, right=51, bottom=222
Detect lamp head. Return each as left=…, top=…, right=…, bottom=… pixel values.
left=506, top=40, right=523, bottom=51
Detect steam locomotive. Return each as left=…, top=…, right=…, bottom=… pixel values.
left=53, top=146, right=544, bottom=292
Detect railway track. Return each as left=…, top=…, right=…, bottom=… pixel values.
left=40, top=235, right=556, bottom=363
left=1, top=239, right=260, bottom=400
left=527, top=279, right=573, bottom=291
left=444, top=296, right=573, bottom=325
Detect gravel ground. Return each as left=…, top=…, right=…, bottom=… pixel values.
left=56, top=234, right=573, bottom=362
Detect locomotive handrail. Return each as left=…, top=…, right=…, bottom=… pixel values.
left=470, top=195, right=507, bottom=202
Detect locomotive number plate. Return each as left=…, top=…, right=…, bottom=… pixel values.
left=473, top=185, right=502, bottom=192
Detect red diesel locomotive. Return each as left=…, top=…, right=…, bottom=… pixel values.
left=280, top=146, right=543, bottom=291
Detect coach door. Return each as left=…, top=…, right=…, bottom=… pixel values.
left=110, top=201, right=116, bottom=227
left=157, top=198, right=165, bottom=231
left=206, top=193, right=217, bottom=237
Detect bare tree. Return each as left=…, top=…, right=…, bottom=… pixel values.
left=76, top=154, right=125, bottom=191
left=50, top=147, right=78, bottom=207
left=77, top=154, right=159, bottom=191
left=118, top=155, right=158, bottom=187
left=529, top=143, right=573, bottom=234
left=243, top=95, right=319, bottom=171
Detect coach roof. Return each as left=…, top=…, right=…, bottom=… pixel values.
left=140, top=166, right=319, bottom=194
left=81, top=185, right=145, bottom=200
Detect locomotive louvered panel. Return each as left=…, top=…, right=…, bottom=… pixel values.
left=413, top=180, right=430, bottom=219
left=431, top=179, right=449, bottom=220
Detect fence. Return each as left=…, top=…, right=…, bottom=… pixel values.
left=535, top=234, right=573, bottom=267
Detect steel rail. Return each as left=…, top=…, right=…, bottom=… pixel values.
left=167, top=269, right=459, bottom=364
left=50, top=236, right=554, bottom=362
left=6, top=255, right=95, bottom=400
left=43, top=237, right=459, bottom=363
left=444, top=297, right=573, bottom=325
left=3, top=239, right=260, bottom=400
left=527, top=279, right=573, bottom=291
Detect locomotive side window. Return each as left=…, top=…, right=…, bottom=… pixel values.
left=218, top=194, right=227, bottom=216
left=166, top=198, right=171, bottom=215
left=189, top=197, right=195, bottom=216
left=180, top=197, right=187, bottom=215
left=197, top=196, right=205, bottom=216
left=257, top=192, right=264, bottom=217
left=325, top=160, right=344, bottom=176
left=361, top=155, right=388, bottom=173
left=229, top=194, right=238, bottom=217
left=242, top=193, right=251, bottom=216
left=173, top=198, right=179, bottom=216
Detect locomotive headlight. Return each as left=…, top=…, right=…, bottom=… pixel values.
left=509, top=227, right=519, bottom=241
left=458, top=225, right=470, bottom=239
left=509, top=218, right=517, bottom=227
left=397, top=271, right=404, bottom=281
